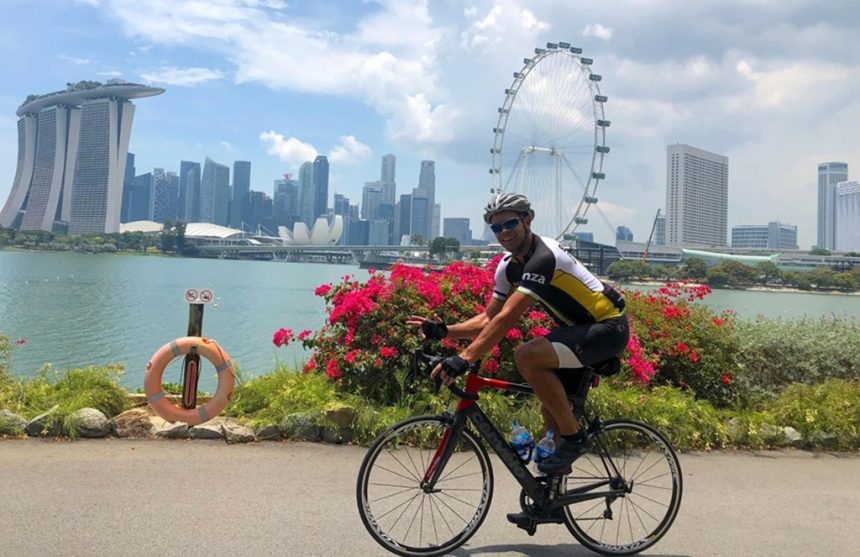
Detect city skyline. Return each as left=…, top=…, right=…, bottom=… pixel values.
left=0, top=1, right=858, bottom=247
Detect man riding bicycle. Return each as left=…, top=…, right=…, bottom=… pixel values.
left=407, top=192, right=629, bottom=481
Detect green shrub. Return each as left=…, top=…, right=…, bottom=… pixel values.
left=735, top=317, right=860, bottom=399
left=768, top=380, right=860, bottom=450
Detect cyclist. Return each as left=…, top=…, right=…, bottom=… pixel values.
left=407, top=192, right=629, bottom=479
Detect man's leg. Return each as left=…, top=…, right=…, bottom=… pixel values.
left=514, top=338, right=579, bottom=436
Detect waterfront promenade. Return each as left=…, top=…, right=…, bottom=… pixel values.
left=1, top=440, right=857, bottom=556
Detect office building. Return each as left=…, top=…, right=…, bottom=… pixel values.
left=231, top=160, right=251, bottom=229
left=362, top=181, right=385, bottom=220
left=0, top=81, right=164, bottom=233
left=443, top=217, right=472, bottom=246
left=313, top=155, right=329, bottom=220
left=665, top=144, right=728, bottom=247
left=573, top=231, right=594, bottom=242
left=200, top=156, right=230, bottom=225
left=836, top=181, right=860, bottom=252
left=616, top=225, right=633, bottom=242
left=179, top=160, right=201, bottom=222
left=655, top=213, right=666, bottom=246
left=128, top=172, right=153, bottom=222
left=298, top=161, right=314, bottom=227
left=120, top=152, right=135, bottom=223
left=381, top=154, right=396, bottom=205
left=817, top=162, right=848, bottom=250
left=418, top=161, right=436, bottom=239
left=410, top=189, right=430, bottom=241
left=395, top=194, right=411, bottom=245
left=731, top=222, right=798, bottom=250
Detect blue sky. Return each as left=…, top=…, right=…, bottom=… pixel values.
left=1, top=0, right=858, bottom=247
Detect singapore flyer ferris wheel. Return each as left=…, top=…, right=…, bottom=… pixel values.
left=490, top=42, right=609, bottom=240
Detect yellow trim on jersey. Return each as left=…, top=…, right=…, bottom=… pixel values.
left=549, top=269, right=622, bottom=322
left=516, top=286, right=574, bottom=326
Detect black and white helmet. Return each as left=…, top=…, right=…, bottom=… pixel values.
left=483, top=192, right=534, bottom=223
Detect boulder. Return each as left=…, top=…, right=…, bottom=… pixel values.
left=220, top=422, right=255, bottom=444
left=325, top=405, right=357, bottom=429
left=26, top=405, right=62, bottom=437
left=255, top=424, right=282, bottom=441
left=757, top=423, right=784, bottom=445
left=0, top=410, right=27, bottom=436
left=280, top=413, right=321, bottom=442
left=322, top=426, right=353, bottom=445
left=782, top=426, right=803, bottom=447
left=807, top=430, right=837, bottom=449
left=67, top=408, right=111, bottom=438
left=111, top=408, right=156, bottom=438
left=153, top=421, right=190, bottom=439
left=188, top=423, right=225, bottom=440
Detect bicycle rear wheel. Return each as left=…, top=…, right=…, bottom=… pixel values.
left=562, top=419, right=682, bottom=555
left=356, top=415, right=494, bottom=557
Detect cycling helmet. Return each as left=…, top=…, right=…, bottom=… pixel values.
left=483, top=192, right=534, bottom=223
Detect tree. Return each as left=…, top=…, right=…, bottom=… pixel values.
left=755, top=261, right=782, bottom=285
left=810, top=247, right=831, bottom=256
left=410, top=234, right=425, bottom=247
left=429, top=237, right=460, bottom=262
left=682, top=257, right=708, bottom=280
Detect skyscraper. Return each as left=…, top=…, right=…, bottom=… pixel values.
left=231, top=160, right=251, bottom=228
left=616, top=226, right=633, bottom=242
left=313, top=155, right=329, bottom=220
left=655, top=213, right=666, bottom=246
left=443, top=217, right=472, bottom=246
left=665, top=144, right=728, bottom=247
left=200, top=156, right=230, bottom=225
left=817, top=162, right=848, bottom=250
left=836, top=181, right=860, bottom=252
left=298, top=161, right=314, bottom=226
left=0, top=81, right=164, bottom=234
left=418, top=160, right=436, bottom=239
left=179, top=160, right=201, bottom=222
left=120, top=152, right=135, bottom=223
left=361, top=181, right=385, bottom=220
left=731, top=222, right=798, bottom=249
left=381, top=154, right=396, bottom=205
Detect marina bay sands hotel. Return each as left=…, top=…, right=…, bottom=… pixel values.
left=0, top=81, right=164, bottom=234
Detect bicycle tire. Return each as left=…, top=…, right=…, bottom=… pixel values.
left=356, top=415, right=494, bottom=557
left=561, top=419, right=683, bottom=555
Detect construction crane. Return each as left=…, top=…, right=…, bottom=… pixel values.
left=642, top=209, right=661, bottom=263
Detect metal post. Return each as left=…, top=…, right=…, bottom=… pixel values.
left=181, top=303, right=204, bottom=409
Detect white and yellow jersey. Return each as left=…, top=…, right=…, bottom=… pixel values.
left=493, top=235, right=622, bottom=325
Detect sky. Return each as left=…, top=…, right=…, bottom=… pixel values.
left=0, top=0, right=858, bottom=247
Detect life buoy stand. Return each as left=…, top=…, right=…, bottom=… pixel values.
left=144, top=337, right=235, bottom=425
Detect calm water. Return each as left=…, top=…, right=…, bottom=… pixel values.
left=1, top=251, right=859, bottom=390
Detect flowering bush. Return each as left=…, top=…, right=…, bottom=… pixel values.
left=275, top=264, right=743, bottom=407
left=621, top=283, right=741, bottom=406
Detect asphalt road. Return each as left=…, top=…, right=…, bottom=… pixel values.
left=0, top=440, right=857, bottom=557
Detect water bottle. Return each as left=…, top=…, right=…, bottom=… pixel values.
left=533, top=430, right=556, bottom=476
left=510, top=421, right=534, bottom=463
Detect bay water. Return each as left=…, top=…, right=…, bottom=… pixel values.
left=1, top=251, right=858, bottom=391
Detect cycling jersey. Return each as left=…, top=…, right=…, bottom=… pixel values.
left=492, top=235, right=623, bottom=325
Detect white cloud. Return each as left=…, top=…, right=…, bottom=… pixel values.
left=97, top=70, right=123, bottom=77
left=328, top=136, right=372, bottom=165
left=220, top=141, right=233, bottom=150
left=259, top=131, right=318, bottom=167
left=582, top=23, right=614, bottom=41
left=58, top=54, right=91, bottom=65
left=139, top=66, right=225, bottom=86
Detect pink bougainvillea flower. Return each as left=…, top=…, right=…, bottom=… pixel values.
left=272, top=328, right=293, bottom=347
left=674, top=342, right=690, bottom=354
left=720, top=373, right=732, bottom=385
left=689, top=351, right=700, bottom=362
left=314, top=284, right=332, bottom=297
left=303, top=357, right=317, bottom=373
left=297, top=329, right=312, bottom=341
left=528, top=326, right=550, bottom=338
left=16, top=338, right=27, bottom=345
left=506, top=328, right=523, bottom=341
left=379, top=346, right=397, bottom=358
left=712, top=318, right=724, bottom=327
left=483, top=359, right=500, bottom=374
left=325, top=359, right=342, bottom=379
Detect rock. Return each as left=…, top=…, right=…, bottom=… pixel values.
left=188, top=423, right=225, bottom=440
left=26, top=405, right=62, bottom=437
left=67, top=408, right=110, bottom=438
left=725, top=418, right=743, bottom=442
left=807, top=430, right=837, bottom=449
left=322, top=426, right=353, bottom=445
left=0, top=410, right=27, bottom=436
left=111, top=408, right=156, bottom=438
left=153, top=421, right=190, bottom=439
left=280, top=413, right=321, bottom=442
left=220, top=423, right=255, bottom=444
left=757, top=423, right=783, bottom=445
left=255, top=424, right=282, bottom=441
left=783, top=426, right=803, bottom=447
left=325, top=405, right=357, bottom=429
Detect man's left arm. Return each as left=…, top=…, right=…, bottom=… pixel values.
left=459, top=290, right=533, bottom=364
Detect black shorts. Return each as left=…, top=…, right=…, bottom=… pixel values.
left=545, top=315, right=629, bottom=371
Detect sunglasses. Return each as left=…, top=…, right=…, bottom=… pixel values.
left=490, top=217, right=522, bottom=234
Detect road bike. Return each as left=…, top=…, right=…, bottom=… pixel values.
left=356, top=343, right=683, bottom=556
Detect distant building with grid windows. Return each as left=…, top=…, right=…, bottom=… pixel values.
left=731, top=222, right=798, bottom=250
left=836, top=181, right=860, bottom=252
left=665, top=144, right=728, bottom=248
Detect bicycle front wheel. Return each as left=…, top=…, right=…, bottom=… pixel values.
left=562, top=419, right=683, bottom=556
left=356, top=415, right=494, bottom=557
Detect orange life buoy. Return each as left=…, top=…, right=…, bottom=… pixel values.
left=144, top=336, right=235, bottom=425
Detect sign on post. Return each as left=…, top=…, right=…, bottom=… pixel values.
left=183, top=288, right=215, bottom=305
